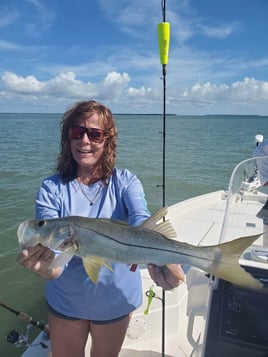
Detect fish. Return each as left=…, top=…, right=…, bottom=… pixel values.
left=17, top=207, right=264, bottom=289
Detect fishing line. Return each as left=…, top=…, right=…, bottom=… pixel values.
left=157, top=0, right=170, bottom=356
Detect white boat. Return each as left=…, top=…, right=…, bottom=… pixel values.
left=20, top=156, right=268, bottom=356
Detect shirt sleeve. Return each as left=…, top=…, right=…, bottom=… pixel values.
left=35, top=177, right=61, bottom=219
left=253, top=140, right=268, bottom=186
left=120, top=170, right=151, bottom=226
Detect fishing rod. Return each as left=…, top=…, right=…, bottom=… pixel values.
left=0, top=301, right=49, bottom=348
left=158, top=0, right=170, bottom=208
left=157, top=0, right=170, bottom=356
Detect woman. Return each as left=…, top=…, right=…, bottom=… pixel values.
left=17, top=100, right=183, bottom=357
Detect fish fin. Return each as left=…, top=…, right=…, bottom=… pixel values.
left=207, top=233, right=264, bottom=290
left=82, top=257, right=113, bottom=283
left=141, top=207, right=177, bottom=239
left=49, top=247, right=74, bottom=269
left=153, top=220, right=177, bottom=239
left=143, top=207, right=168, bottom=229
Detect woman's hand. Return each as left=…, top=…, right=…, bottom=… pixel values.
left=17, top=244, right=62, bottom=279
left=148, top=264, right=184, bottom=290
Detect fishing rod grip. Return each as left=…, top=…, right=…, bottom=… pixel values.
left=34, top=321, right=50, bottom=334
left=29, top=316, right=50, bottom=334
left=19, top=312, right=49, bottom=334
left=157, top=22, right=170, bottom=65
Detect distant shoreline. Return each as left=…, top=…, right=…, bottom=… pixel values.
left=0, top=112, right=266, bottom=117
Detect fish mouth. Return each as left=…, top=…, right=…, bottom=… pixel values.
left=17, top=222, right=39, bottom=248
left=17, top=221, right=71, bottom=250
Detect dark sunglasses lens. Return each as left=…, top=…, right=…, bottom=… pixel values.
left=70, top=126, right=84, bottom=139
left=70, top=126, right=104, bottom=142
left=88, top=130, right=103, bottom=142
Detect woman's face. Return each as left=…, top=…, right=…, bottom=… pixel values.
left=69, top=112, right=106, bottom=177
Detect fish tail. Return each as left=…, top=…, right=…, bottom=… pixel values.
left=208, top=234, right=264, bottom=290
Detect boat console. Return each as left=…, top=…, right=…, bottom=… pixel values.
left=204, top=279, right=268, bottom=357
left=204, top=246, right=268, bottom=357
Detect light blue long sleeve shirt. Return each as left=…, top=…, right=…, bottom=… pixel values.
left=36, top=168, right=150, bottom=320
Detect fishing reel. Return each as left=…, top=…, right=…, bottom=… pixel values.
left=6, top=329, right=27, bottom=347
left=6, top=324, right=48, bottom=349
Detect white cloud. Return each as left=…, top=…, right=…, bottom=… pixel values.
left=44, top=72, right=96, bottom=98
left=2, top=70, right=268, bottom=114
left=103, top=71, right=130, bottom=87
left=181, top=77, right=268, bottom=104
left=100, top=71, right=130, bottom=99
left=0, top=70, right=134, bottom=105
left=198, top=24, right=233, bottom=39
left=2, top=71, right=44, bottom=92
left=231, top=77, right=268, bottom=101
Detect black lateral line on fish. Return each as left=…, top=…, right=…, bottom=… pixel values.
left=83, top=230, right=218, bottom=264
left=81, top=229, right=261, bottom=271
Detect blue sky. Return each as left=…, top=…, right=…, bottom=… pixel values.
left=1, top=0, right=268, bottom=114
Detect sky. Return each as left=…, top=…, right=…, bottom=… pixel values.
left=1, top=0, right=268, bottom=115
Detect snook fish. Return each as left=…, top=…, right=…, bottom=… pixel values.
left=17, top=207, right=264, bottom=289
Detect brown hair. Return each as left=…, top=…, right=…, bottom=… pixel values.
left=56, top=100, right=117, bottom=183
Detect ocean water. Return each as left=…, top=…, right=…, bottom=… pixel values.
left=0, top=113, right=267, bottom=356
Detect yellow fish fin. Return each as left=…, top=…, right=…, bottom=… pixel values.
left=141, top=207, right=177, bottom=239
left=82, top=256, right=113, bottom=283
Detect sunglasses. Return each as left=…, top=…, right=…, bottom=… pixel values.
left=69, top=125, right=106, bottom=143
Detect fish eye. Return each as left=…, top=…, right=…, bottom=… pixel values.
left=38, top=220, right=45, bottom=227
